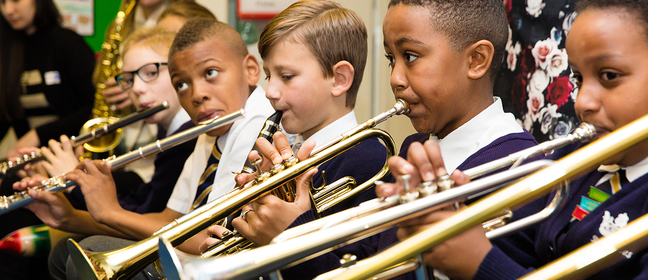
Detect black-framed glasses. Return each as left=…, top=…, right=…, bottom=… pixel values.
left=115, top=62, right=168, bottom=90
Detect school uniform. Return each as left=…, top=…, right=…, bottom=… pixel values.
left=475, top=142, right=648, bottom=280
left=277, top=111, right=388, bottom=280
left=56, top=87, right=276, bottom=280
left=380, top=97, right=538, bottom=280
left=281, top=98, right=537, bottom=279
left=166, top=86, right=275, bottom=214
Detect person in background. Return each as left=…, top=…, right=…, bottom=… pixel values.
left=0, top=0, right=95, bottom=162
left=0, top=0, right=95, bottom=278
left=157, top=0, right=216, bottom=32
left=495, top=0, right=579, bottom=143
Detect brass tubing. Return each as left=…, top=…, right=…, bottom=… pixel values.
left=68, top=128, right=393, bottom=280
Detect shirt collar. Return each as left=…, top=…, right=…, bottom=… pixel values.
left=297, top=111, right=358, bottom=150
left=166, top=109, right=191, bottom=137
left=431, top=97, right=523, bottom=172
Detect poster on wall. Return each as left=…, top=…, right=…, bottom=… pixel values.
left=53, top=0, right=94, bottom=36
left=237, top=0, right=297, bottom=20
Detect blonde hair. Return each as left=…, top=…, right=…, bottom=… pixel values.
left=158, top=1, right=217, bottom=23
left=258, top=0, right=367, bottom=108
left=122, top=27, right=178, bottom=58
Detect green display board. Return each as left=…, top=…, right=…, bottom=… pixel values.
left=83, top=1, right=121, bottom=52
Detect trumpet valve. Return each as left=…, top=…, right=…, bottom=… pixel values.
left=283, top=156, right=298, bottom=168
left=269, top=163, right=284, bottom=175
left=418, top=181, right=438, bottom=197
left=397, top=174, right=419, bottom=203
left=436, top=174, right=453, bottom=192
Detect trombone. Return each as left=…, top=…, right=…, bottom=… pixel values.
left=321, top=113, right=648, bottom=280
left=0, top=102, right=169, bottom=178
left=154, top=123, right=595, bottom=280
left=66, top=100, right=409, bottom=280
left=0, top=110, right=244, bottom=215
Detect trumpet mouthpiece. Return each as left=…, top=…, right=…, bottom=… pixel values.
left=394, top=99, right=410, bottom=115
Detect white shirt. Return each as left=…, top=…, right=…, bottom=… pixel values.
left=166, top=109, right=191, bottom=137
left=294, top=111, right=358, bottom=150
left=432, top=97, right=523, bottom=172
left=597, top=156, right=648, bottom=185
left=166, top=87, right=275, bottom=214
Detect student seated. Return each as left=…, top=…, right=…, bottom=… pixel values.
left=200, top=1, right=387, bottom=278
left=380, top=0, right=648, bottom=279
left=14, top=18, right=275, bottom=280
left=202, top=0, right=536, bottom=278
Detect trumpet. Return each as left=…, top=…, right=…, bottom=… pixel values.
left=320, top=113, right=648, bottom=280
left=154, top=123, right=594, bottom=280
left=0, top=102, right=169, bottom=179
left=66, top=100, right=409, bottom=280
left=0, top=110, right=244, bottom=216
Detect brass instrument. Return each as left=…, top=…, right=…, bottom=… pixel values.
left=81, top=0, right=136, bottom=157
left=0, top=103, right=169, bottom=179
left=156, top=160, right=554, bottom=280
left=154, top=123, right=594, bottom=280
left=519, top=212, right=648, bottom=280
left=240, top=111, right=283, bottom=174
left=199, top=111, right=283, bottom=256
left=0, top=110, right=244, bottom=216
left=153, top=123, right=594, bottom=280
left=318, top=113, right=648, bottom=280
left=66, top=100, right=409, bottom=280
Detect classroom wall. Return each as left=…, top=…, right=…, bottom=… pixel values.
left=85, top=0, right=416, bottom=151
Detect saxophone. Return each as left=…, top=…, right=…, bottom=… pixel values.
left=80, top=0, right=136, bottom=157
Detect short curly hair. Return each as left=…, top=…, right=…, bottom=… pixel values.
left=169, top=18, right=248, bottom=62
left=389, top=0, right=508, bottom=82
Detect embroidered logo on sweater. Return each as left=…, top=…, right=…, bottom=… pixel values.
left=598, top=211, right=629, bottom=236
left=591, top=211, right=633, bottom=259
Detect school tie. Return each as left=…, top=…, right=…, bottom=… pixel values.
left=191, top=138, right=221, bottom=210
left=571, top=168, right=628, bottom=222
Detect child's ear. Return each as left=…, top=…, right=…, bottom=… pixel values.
left=467, top=40, right=494, bottom=80
left=243, top=54, right=261, bottom=86
left=331, top=61, right=354, bottom=97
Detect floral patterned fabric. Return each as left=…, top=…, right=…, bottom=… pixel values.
left=495, top=0, right=578, bottom=143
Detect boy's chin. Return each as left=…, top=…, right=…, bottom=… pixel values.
left=206, top=124, right=233, bottom=137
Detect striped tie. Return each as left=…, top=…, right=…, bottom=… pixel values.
left=191, top=138, right=221, bottom=210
